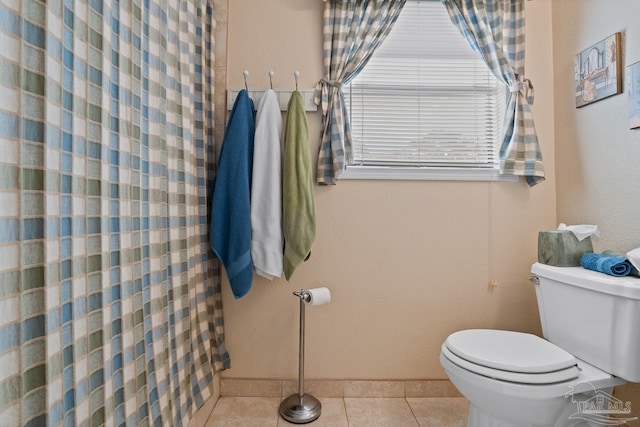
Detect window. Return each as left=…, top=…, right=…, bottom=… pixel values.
left=343, top=0, right=514, bottom=181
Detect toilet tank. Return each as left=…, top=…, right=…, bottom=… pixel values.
left=531, top=262, right=640, bottom=382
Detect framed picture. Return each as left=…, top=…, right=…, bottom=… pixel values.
left=574, top=32, right=622, bottom=108
left=627, top=61, right=640, bottom=129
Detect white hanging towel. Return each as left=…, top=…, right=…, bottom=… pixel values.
left=251, top=89, right=283, bottom=279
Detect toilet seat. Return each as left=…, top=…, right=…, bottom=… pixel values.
left=443, top=329, right=580, bottom=384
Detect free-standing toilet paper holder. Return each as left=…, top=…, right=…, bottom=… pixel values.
left=279, top=289, right=322, bottom=424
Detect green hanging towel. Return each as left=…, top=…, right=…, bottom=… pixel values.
left=283, top=91, right=316, bottom=280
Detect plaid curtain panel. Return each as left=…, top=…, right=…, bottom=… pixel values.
left=314, top=0, right=406, bottom=185
left=441, top=0, right=545, bottom=186
left=0, top=0, right=229, bottom=426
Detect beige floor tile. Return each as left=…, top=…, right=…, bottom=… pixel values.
left=344, top=398, right=419, bottom=427
left=277, top=397, right=348, bottom=427
left=406, top=397, right=470, bottom=427
left=206, top=397, right=280, bottom=427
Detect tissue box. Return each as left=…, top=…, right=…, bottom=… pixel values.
left=538, top=230, right=593, bottom=267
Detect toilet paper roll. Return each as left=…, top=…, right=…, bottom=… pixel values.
left=303, top=287, right=331, bottom=306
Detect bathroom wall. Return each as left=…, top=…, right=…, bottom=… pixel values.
left=220, top=0, right=556, bottom=381
left=552, top=1, right=640, bottom=258
left=552, top=0, right=640, bottom=419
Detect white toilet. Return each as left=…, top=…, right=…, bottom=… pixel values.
left=440, top=262, right=640, bottom=427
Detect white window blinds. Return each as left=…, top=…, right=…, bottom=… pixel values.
left=345, top=0, right=507, bottom=170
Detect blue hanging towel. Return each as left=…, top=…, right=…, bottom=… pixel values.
left=210, top=90, right=255, bottom=299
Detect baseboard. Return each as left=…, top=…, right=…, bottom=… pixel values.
left=220, top=378, right=462, bottom=398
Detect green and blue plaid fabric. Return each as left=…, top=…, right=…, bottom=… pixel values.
left=314, top=0, right=405, bottom=184
left=0, top=0, right=228, bottom=425
left=441, top=0, right=545, bottom=186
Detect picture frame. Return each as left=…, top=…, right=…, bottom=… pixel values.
left=627, top=61, right=640, bottom=129
left=574, top=32, right=622, bottom=108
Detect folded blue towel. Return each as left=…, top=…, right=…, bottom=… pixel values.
left=580, top=253, right=633, bottom=277
left=601, top=250, right=640, bottom=276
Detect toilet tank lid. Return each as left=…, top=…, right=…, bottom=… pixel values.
left=532, top=262, right=640, bottom=300
left=445, top=329, right=577, bottom=374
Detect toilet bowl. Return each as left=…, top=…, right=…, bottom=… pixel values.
left=440, top=263, right=640, bottom=427
left=440, top=329, right=625, bottom=427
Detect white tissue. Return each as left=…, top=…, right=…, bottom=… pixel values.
left=626, top=248, right=640, bottom=271
left=303, top=287, right=331, bottom=306
left=557, top=223, right=600, bottom=241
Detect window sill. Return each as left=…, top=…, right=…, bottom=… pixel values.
left=339, top=165, right=520, bottom=182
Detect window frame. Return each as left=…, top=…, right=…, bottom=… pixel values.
left=342, top=0, right=516, bottom=183
left=339, top=165, right=518, bottom=181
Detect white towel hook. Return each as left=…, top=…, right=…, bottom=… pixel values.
left=243, top=70, right=249, bottom=91
left=294, top=71, right=300, bottom=91
left=268, top=70, right=274, bottom=89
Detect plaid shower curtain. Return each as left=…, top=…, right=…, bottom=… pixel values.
left=0, top=0, right=229, bottom=425
left=441, top=0, right=545, bottom=186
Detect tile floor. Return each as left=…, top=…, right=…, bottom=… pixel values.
left=200, top=396, right=470, bottom=427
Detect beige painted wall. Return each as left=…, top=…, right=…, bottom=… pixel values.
left=552, top=0, right=640, bottom=419
left=553, top=0, right=640, bottom=252
left=220, top=0, right=556, bottom=381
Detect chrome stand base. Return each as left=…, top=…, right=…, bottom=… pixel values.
left=279, top=393, right=321, bottom=424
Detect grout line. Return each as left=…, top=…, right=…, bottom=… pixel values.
left=342, top=397, right=351, bottom=427
left=198, top=394, right=219, bottom=427
left=405, top=397, right=421, bottom=427
left=202, top=406, right=215, bottom=427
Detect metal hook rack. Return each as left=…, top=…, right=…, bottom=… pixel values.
left=227, top=89, right=317, bottom=111
left=228, top=70, right=318, bottom=111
